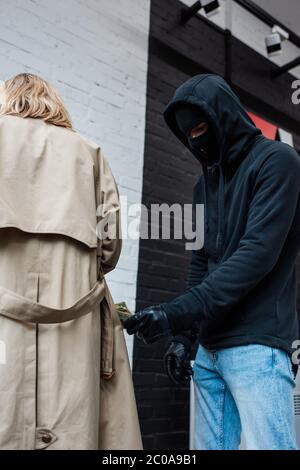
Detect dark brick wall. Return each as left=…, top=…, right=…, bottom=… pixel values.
left=133, top=56, right=198, bottom=450
left=133, top=0, right=300, bottom=450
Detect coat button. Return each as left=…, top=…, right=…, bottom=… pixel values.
left=41, top=432, right=52, bottom=444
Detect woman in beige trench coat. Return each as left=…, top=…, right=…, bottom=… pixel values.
left=0, top=73, right=142, bottom=450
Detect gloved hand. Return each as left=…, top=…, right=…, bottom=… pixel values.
left=124, top=305, right=173, bottom=344
left=164, top=335, right=193, bottom=385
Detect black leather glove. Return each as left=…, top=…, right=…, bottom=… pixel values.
left=124, top=305, right=173, bottom=344
left=164, top=335, right=193, bottom=385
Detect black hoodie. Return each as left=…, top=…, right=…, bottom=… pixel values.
left=162, top=74, right=300, bottom=369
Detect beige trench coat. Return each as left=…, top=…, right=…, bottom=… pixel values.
left=0, top=115, right=142, bottom=450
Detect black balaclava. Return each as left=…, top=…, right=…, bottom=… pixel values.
left=174, top=104, right=219, bottom=166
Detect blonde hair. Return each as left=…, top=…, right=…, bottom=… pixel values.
left=0, top=73, right=73, bottom=130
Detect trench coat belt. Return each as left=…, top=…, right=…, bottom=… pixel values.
left=0, top=273, right=115, bottom=380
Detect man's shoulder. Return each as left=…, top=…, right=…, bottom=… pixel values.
left=267, top=139, right=299, bottom=158
left=252, top=138, right=300, bottom=174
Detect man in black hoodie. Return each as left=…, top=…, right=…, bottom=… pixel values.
left=125, top=74, right=300, bottom=450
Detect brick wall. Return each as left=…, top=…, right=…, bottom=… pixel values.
left=133, top=55, right=199, bottom=449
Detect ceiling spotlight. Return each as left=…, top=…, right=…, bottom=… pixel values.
left=265, top=25, right=289, bottom=57
left=201, top=0, right=221, bottom=17
left=181, top=0, right=221, bottom=23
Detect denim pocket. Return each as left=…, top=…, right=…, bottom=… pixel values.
left=284, top=352, right=296, bottom=383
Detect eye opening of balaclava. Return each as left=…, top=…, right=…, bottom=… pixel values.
left=174, top=103, right=219, bottom=166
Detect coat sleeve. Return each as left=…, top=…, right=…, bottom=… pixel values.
left=186, top=247, right=209, bottom=288
left=162, top=149, right=300, bottom=331
left=96, top=147, right=122, bottom=276
left=166, top=179, right=208, bottom=346
left=175, top=179, right=208, bottom=346
left=178, top=245, right=208, bottom=345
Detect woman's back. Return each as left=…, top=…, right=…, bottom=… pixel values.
left=0, top=73, right=142, bottom=450
left=0, top=227, right=100, bottom=449
left=0, top=114, right=100, bottom=248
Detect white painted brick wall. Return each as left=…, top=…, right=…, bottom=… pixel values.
left=0, top=0, right=151, bottom=365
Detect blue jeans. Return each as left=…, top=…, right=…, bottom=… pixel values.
left=192, top=343, right=298, bottom=450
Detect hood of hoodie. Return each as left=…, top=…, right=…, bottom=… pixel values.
left=163, top=74, right=262, bottom=259
left=163, top=74, right=261, bottom=169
